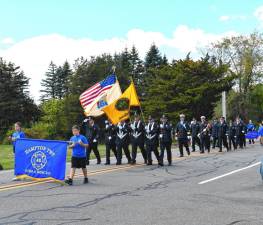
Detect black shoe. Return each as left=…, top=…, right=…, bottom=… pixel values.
left=218, top=150, right=222, bottom=152
left=116, top=162, right=122, bottom=165
left=168, top=162, right=172, bottom=166
left=97, top=160, right=101, bottom=165
left=144, top=160, right=147, bottom=164
left=104, top=162, right=110, bottom=165
left=65, top=178, right=73, bottom=185
left=200, top=151, right=204, bottom=154
left=187, top=151, right=190, bottom=156
left=83, top=178, right=89, bottom=184
left=131, top=160, right=136, bottom=165
left=128, top=160, right=132, bottom=164
left=180, top=155, right=184, bottom=157
left=147, top=162, right=152, bottom=165
left=158, top=162, right=164, bottom=167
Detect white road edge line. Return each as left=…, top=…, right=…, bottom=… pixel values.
left=198, top=162, right=261, bottom=185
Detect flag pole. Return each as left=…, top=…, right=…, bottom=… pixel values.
left=129, top=76, right=146, bottom=123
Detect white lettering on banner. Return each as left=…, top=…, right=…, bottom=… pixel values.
left=25, top=145, right=55, bottom=157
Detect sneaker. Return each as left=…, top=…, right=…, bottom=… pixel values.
left=83, top=178, right=89, bottom=184
left=65, top=178, right=73, bottom=185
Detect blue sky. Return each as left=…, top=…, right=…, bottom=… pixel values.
left=0, top=0, right=262, bottom=42
left=0, top=0, right=262, bottom=99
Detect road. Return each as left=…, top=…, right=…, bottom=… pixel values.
left=0, top=143, right=262, bottom=225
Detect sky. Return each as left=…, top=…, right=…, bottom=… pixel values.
left=0, top=0, right=263, bottom=101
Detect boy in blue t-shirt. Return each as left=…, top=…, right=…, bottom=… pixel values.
left=8, top=122, right=26, bottom=181
left=9, top=122, right=26, bottom=153
left=65, top=125, right=89, bottom=185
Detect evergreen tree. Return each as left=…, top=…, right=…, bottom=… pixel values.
left=40, top=61, right=58, bottom=101
left=145, top=44, right=163, bottom=68
left=0, top=58, right=39, bottom=138
left=55, top=61, right=72, bottom=99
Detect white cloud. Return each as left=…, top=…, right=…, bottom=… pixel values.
left=0, top=26, right=238, bottom=101
left=219, top=15, right=230, bottom=21
left=254, top=5, right=263, bottom=24
left=219, top=15, right=246, bottom=22
left=1, top=37, right=15, bottom=45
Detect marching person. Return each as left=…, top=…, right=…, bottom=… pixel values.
left=217, top=116, right=229, bottom=152
left=199, top=116, right=211, bottom=153
left=159, top=115, right=173, bottom=166
left=116, top=120, right=131, bottom=165
left=190, top=118, right=201, bottom=152
left=130, top=114, right=147, bottom=164
left=211, top=119, right=219, bottom=149
left=65, top=125, right=89, bottom=185
left=242, top=119, right=247, bottom=148
left=83, top=117, right=101, bottom=165
left=8, top=122, right=26, bottom=181
left=247, top=119, right=256, bottom=144
left=175, top=114, right=190, bottom=157
left=228, top=120, right=237, bottom=150
left=145, top=116, right=161, bottom=166
left=234, top=117, right=246, bottom=149
left=104, top=120, right=117, bottom=165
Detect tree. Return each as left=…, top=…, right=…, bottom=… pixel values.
left=0, top=58, right=39, bottom=138
left=210, top=32, right=263, bottom=94
left=55, top=61, right=72, bottom=99
left=40, top=61, right=58, bottom=101
left=145, top=44, right=163, bottom=69
left=142, top=56, right=234, bottom=121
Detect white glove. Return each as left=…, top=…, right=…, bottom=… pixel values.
left=93, top=139, right=97, bottom=142
left=108, top=136, right=112, bottom=140
left=159, top=134, right=163, bottom=138
left=83, top=119, right=88, bottom=123
left=160, top=124, right=164, bottom=129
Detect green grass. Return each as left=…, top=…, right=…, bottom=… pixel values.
left=0, top=144, right=107, bottom=170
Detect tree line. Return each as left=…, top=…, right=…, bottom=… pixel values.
left=1, top=32, right=263, bottom=141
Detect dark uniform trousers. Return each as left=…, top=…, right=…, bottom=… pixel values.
left=178, top=138, right=190, bottom=156
left=192, top=136, right=200, bottom=152
left=229, top=135, right=236, bottom=150
left=218, top=135, right=229, bottom=151
left=212, top=137, right=218, bottom=149
left=86, top=142, right=101, bottom=165
left=200, top=135, right=210, bottom=153
left=146, top=143, right=160, bottom=164
left=132, top=141, right=147, bottom=163
left=105, top=142, right=117, bottom=164
left=160, top=141, right=172, bottom=164
left=116, top=142, right=131, bottom=164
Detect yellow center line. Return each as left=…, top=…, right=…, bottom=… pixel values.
left=0, top=150, right=223, bottom=192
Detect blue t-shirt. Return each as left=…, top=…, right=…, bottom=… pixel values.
left=12, top=131, right=26, bottom=146
left=70, top=135, right=88, bottom=158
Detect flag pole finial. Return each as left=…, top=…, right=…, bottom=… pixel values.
left=112, top=65, right=116, bottom=74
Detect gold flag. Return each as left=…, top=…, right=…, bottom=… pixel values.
left=102, top=81, right=140, bottom=124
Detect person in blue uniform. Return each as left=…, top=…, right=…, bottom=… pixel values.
left=190, top=118, right=200, bottom=152
left=104, top=120, right=117, bottom=165
left=159, top=115, right=173, bottom=166
left=83, top=117, right=101, bottom=165
left=145, top=116, right=161, bottom=165
left=175, top=114, right=190, bottom=157
left=211, top=119, right=219, bottom=149
left=217, top=116, right=229, bottom=152
left=116, top=120, right=131, bottom=165
left=228, top=120, right=237, bottom=150
left=199, top=116, right=211, bottom=153
left=130, top=114, right=147, bottom=164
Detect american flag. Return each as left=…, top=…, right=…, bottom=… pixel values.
left=79, top=74, right=117, bottom=109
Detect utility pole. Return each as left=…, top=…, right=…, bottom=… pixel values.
left=222, top=91, right=226, bottom=119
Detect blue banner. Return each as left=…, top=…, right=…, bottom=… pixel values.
left=15, top=138, right=68, bottom=181
left=245, top=131, right=259, bottom=139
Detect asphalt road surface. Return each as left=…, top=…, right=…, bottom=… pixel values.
left=0, top=142, right=263, bottom=225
